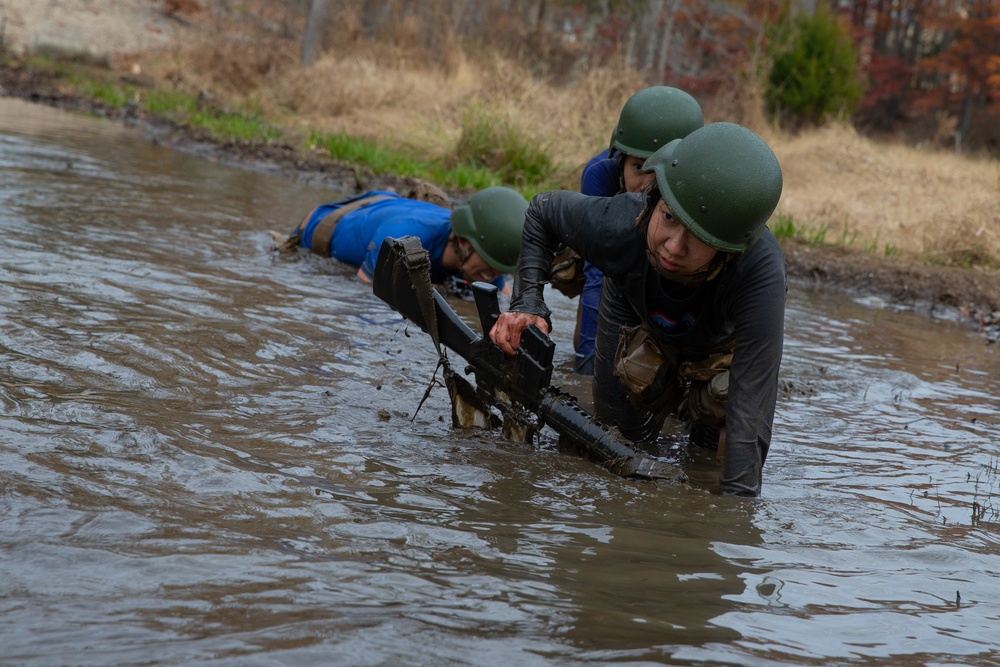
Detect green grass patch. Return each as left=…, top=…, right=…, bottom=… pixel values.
left=771, top=211, right=897, bottom=256
left=309, top=131, right=426, bottom=177
left=921, top=250, right=950, bottom=266
left=309, top=128, right=558, bottom=195
left=143, top=88, right=197, bottom=116
left=770, top=212, right=832, bottom=245
left=428, top=161, right=503, bottom=191
left=60, top=65, right=283, bottom=144
left=773, top=212, right=997, bottom=269
left=187, top=108, right=283, bottom=144
left=74, top=78, right=136, bottom=108
left=768, top=211, right=797, bottom=240
left=804, top=221, right=829, bottom=245
left=455, top=103, right=555, bottom=188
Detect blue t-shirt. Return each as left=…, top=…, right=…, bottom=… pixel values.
left=580, top=151, right=620, bottom=197
left=575, top=151, right=621, bottom=375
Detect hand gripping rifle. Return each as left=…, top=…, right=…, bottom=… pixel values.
left=372, top=236, right=686, bottom=482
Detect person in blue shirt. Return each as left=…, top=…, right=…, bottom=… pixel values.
left=284, top=186, right=529, bottom=291
left=573, top=86, right=704, bottom=375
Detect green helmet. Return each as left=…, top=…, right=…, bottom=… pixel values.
left=643, top=122, right=783, bottom=253
left=450, top=186, right=528, bottom=273
left=609, top=86, right=704, bottom=159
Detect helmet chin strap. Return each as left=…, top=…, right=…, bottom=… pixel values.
left=645, top=247, right=730, bottom=285
left=452, top=235, right=473, bottom=267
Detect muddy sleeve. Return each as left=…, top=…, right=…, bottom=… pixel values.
left=509, top=191, right=643, bottom=324
left=719, top=233, right=787, bottom=497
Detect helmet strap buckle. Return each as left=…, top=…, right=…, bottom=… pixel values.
left=453, top=235, right=474, bottom=265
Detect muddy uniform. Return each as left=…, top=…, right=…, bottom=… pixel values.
left=510, top=191, right=786, bottom=496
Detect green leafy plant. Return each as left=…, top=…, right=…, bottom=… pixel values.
left=309, top=124, right=557, bottom=194
left=766, top=7, right=863, bottom=127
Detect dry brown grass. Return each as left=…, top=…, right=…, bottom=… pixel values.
left=775, top=124, right=1000, bottom=264
left=138, top=3, right=648, bottom=181
left=256, top=47, right=647, bottom=181
left=136, top=3, right=1000, bottom=267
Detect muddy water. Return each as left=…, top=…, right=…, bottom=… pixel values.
left=1, top=96, right=998, bottom=666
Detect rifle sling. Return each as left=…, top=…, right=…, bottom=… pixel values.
left=403, top=236, right=497, bottom=432
left=415, top=267, right=442, bottom=355
left=405, top=238, right=465, bottom=423
left=310, top=194, right=395, bottom=257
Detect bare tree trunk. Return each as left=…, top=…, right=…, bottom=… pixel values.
left=957, top=89, right=974, bottom=154
left=579, top=0, right=609, bottom=45
left=451, top=0, right=471, bottom=34
left=655, top=0, right=681, bottom=83
left=642, top=0, right=664, bottom=72
left=533, top=0, right=548, bottom=33
left=567, top=0, right=610, bottom=80
left=624, top=12, right=638, bottom=69
left=301, top=0, right=328, bottom=68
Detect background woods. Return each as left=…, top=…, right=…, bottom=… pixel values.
left=295, top=0, right=1000, bottom=153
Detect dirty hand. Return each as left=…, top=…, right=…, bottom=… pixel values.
left=489, top=311, right=550, bottom=356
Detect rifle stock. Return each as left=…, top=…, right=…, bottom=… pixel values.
left=372, top=235, right=686, bottom=483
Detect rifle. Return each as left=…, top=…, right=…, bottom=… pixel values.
left=371, top=235, right=686, bottom=483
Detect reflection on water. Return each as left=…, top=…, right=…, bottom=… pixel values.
left=1, top=97, right=999, bottom=666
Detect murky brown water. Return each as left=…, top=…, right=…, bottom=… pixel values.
left=2, top=97, right=999, bottom=666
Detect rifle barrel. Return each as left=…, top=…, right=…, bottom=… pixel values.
left=538, top=391, right=687, bottom=482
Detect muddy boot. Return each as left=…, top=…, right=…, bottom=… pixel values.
left=269, top=230, right=302, bottom=253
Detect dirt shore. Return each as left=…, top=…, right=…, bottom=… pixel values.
left=1, top=1, right=998, bottom=342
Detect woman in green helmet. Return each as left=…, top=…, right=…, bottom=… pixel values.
left=490, top=122, right=786, bottom=497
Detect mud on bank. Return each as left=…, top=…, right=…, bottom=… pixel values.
left=2, top=57, right=997, bottom=344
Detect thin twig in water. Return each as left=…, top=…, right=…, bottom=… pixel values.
left=411, top=356, right=446, bottom=422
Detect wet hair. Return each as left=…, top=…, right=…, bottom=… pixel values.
left=635, top=181, right=662, bottom=231
left=616, top=152, right=630, bottom=193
